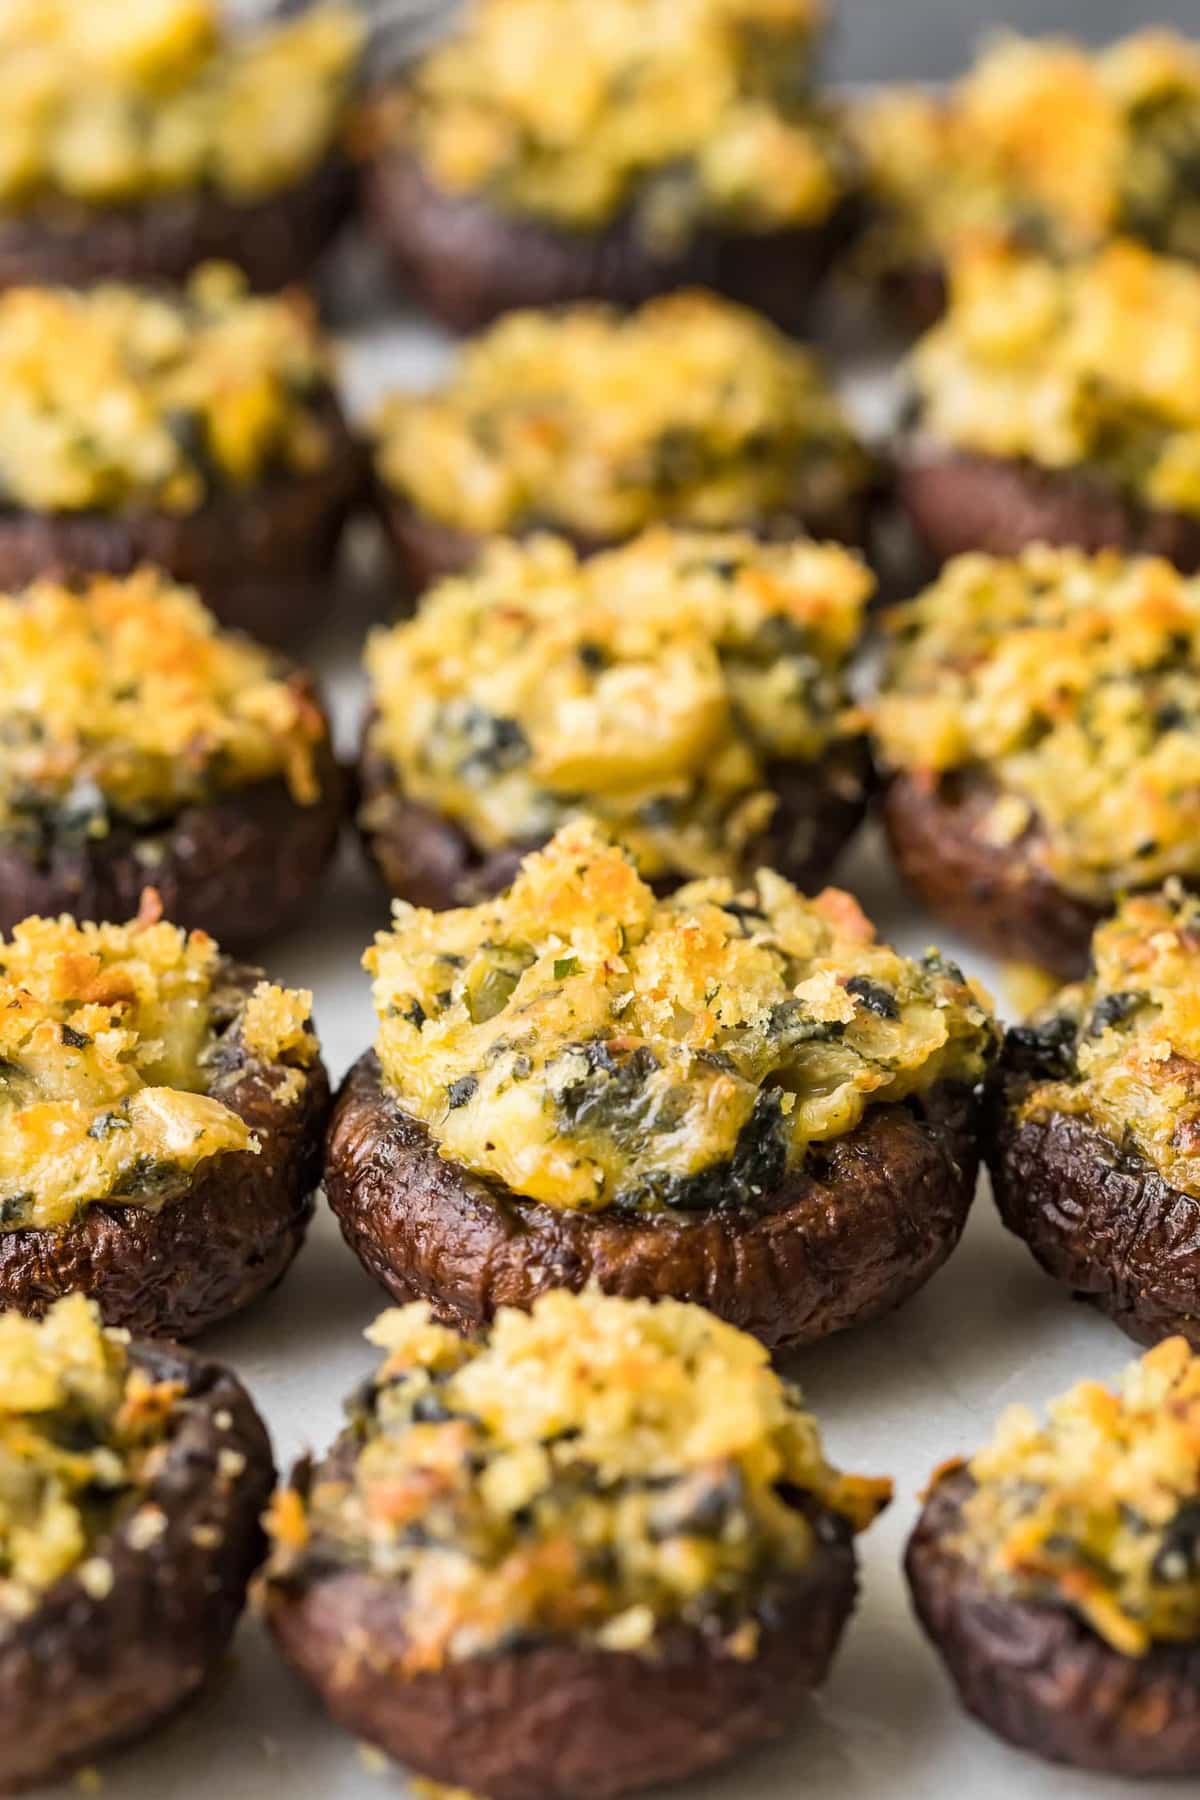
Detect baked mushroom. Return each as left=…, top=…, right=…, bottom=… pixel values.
left=0, top=567, right=341, bottom=948
left=897, top=241, right=1200, bottom=570
left=851, top=29, right=1200, bottom=333
left=986, top=886, right=1200, bottom=1348
left=0, top=265, right=360, bottom=645
left=0, top=2, right=361, bottom=293
left=326, top=819, right=998, bottom=1347
left=872, top=546, right=1200, bottom=978
left=355, top=0, right=858, bottom=334
left=0, top=894, right=328, bottom=1338
left=908, top=1334, right=1200, bottom=1776
left=262, top=1288, right=892, bottom=1799
left=0, top=1293, right=274, bottom=1790
left=370, top=291, right=876, bottom=591
left=359, top=528, right=875, bottom=909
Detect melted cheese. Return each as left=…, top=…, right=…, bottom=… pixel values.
left=959, top=1335, right=1200, bottom=1655
left=0, top=265, right=334, bottom=516
left=372, top=292, right=869, bottom=539
left=367, top=819, right=997, bottom=1213
left=365, top=528, right=872, bottom=883
left=874, top=548, right=1200, bottom=903
left=268, top=1290, right=891, bottom=1666
left=0, top=570, right=326, bottom=834
left=373, top=0, right=846, bottom=234
left=0, top=2, right=361, bottom=207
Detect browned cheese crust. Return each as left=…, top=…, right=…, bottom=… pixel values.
left=0, top=1338, right=274, bottom=1792
left=0, top=966, right=330, bottom=1339
left=907, top=1466, right=1200, bottom=1776
left=323, top=1051, right=978, bottom=1349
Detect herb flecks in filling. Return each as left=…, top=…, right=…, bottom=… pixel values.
left=265, top=1291, right=892, bottom=1667
left=0, top=570, right=326, bottom=840
left=0, top=901, right=317, bottom=1232
left=957, top=1334, right=1200, bottom=1656
left=372, top=292, right=870, bottom=541
left=873, top=547, right=1200, bottom=903
left=365, top=528, right=873, bottom=885
left=0, top=1295, right=178, bottom=1619
left=366, top=820, right=997, bottom=1214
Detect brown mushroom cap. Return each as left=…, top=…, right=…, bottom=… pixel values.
left=0, top=1337, right=274, bottom=1791
left=0, top=963, right=330, bottom=1339
left=907, top=1465, right=1200, bottom=1776
left=323, top=1051, right=979, bottom=1348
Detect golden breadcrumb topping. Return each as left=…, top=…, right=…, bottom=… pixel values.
left=873, top=548, right=1200, bottom=903
left=0, top=570, right=327, bottom=838
left=0, top=1, right=361, bottom=207
left=0, top=900, right=316, bottom=1232
left=372, top=0, right=848, bottom=236
left=911, top=241, right=1200, bottom=515
left=364, top=528, right=873, bottom=884
left=1008, top=886, right=1200, bottom=1204
left=0, top=1295, right=180, bottom=1617
left=266, top=1290, right=891, bottom=1665
left=367, top=820, right=997, bottom=1214
left=372, top=292, right=870, bottom=540
left=0, top=264, right=334, bottom=516
left=855, top=31, right=1200, bottom=275
left=958, top=1335, right=1200, bottom=1655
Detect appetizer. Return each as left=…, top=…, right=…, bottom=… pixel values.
left=988, top=887, right=1200, bottom=1348
left=371, top=290, right=875, bottom=589
left=0, top=1295, right=273, bottom=1790
left=359, top=529, right=874, bottom=908
left=0, top=569, right=341, bottom=947
left=0, top=0, right=361, bottom=291
left=873, top=546, right=1200, bottom=978
left=854, top=29, right=1200, bottom=331
left=908, top=1336, right=1200, bottom=1776
left=356, top=0, right=857, bottom=332
left=326, top=820, right=998, bottom=1347
left=0, top=895, right=328, bottom=1337
left=0, top=265, right=359, bottom=643
left=262, top=1289, right=891, bottom=1799
left=898, top=241, right=1200, bottom=571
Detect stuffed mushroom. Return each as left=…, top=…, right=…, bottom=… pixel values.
left=0, top=1293, right=274, bottom=1790
left=908, top=1334, right=1200, bottom=1776
left=370, top=291, right=876, bottom=590
left=897, top=241, right=1200, bottom=571
left=0, top=568, right=341, bottom=947
left=0, top=265, right=359, bottom=644
left=873, top=546, right=1200, bottom=978
left=326, top=819, right=998, bottom=1347
left=0, top=1, right=361, bottom=293
left=262, top=1288, right=891, bottom=1799
left=359, top=528, right=875, bottom=909
left=853, top=29, right=1200, bottom=333
left=0, top=894, right=328, bottom=1338
left=356, top=0, right=858, bottom=334
left=987, top=886, right=1200, bottom=1348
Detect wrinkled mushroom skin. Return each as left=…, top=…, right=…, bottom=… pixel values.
left=0, top=720, right=343, bottom=953
left=360, top=145, right=854, bottom=335
left=987, top=1099, right=1200, bottom=1351
left=0, top=399, right=363, bottom=648
left=264, top=1503, right=856, bottom=1800
left=357, top=739, right=873, bottom=913
left=0, top=157, right=351, bottom=295
left=324, top=1053, right=979, bottom=1349
left=0, top=1339, right=274, bottom=1793
left=897, top=445, right=1200, bottom=573
left=907, top=1467, right=1200, bottom=1776
left=0, top=968, right=331, bottom=1339
left=881, top=770, right=1104, bottom=982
